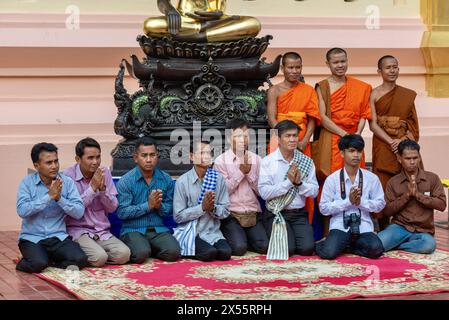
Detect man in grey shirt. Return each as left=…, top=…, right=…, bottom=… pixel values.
left=173, top=140, right=232, bottom=261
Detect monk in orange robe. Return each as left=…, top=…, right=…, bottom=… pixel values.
left=369, top=55, right=419, bottom=231
left=267, top=52, right=320, bottom=223
left=314, top=48, right=372, bottom=237
left=267, top=52, right=320, bottom=157
left=315, top=48, right=372, bottom=176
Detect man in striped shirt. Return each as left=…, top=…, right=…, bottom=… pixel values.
left=116, top=137, right=181, bottom=263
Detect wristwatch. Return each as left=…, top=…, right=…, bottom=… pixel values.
left=293, top=181, right=303, bottom=187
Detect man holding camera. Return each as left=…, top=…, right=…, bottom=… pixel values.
left=316, top=134, right=385, bottom=260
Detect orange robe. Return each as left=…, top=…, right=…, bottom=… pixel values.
left=269, top=82, right=320, bottom=157
left=326, top=77, right=372, bottom=173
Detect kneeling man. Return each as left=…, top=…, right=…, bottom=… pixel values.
left=378, top=140, right=446, bottom=254
left=317, top=134, right=385, bottom=260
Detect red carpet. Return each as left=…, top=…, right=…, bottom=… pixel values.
left=34, top=250, right=449, bottom=300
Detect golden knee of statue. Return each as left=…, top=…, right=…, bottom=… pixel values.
left=144, top=0, right=261, bottom=42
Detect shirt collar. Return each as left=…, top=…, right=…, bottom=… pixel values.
left=75, top=164, right=84, bottom=182
left=343, top=167, right=361, bottom=185
left=274, top=149, right=292, bottom=164
left=32, top=172, right=43, bottom=185
left=135, top=166, right=161, bottom=182
left=224, top=149, right=237, bottom=163
left=399, top=168, right=426, bottom=183
left=32, top=171, right=61, bottom=185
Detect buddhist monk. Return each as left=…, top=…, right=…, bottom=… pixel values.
left=369, top=55, right=419, bottom=231
left=313, top=48, right=372, bottom=238
left=315, top=48, right=372, bottom=176
left=267, top=52, right=320, bottom=157
left=266, top=52, right=320, bottom=224
left=144, top=0, right=261, bottom=42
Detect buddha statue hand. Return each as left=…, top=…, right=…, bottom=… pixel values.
left=167, top=8, right=182, bottom=35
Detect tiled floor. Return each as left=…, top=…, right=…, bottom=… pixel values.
left=1, top=211, right=448, bottom=300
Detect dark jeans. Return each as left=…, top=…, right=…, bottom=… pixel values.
left=120, top=229, right=181, bottom=264
left=16, top=236, right=88, bottom=273
left=263, top=209, right=315, bottom=256
left=194, top=237, right=232, bottom=262
left=220, top=214, right=269, bottom=256
left=316, top=229, right=384, bottom=260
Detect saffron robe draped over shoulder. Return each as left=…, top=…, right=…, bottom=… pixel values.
left=269, top=82, right=320, bottom=157
left=317, top=76, right=372, bottom=174
left=372, top=85, right=419, bottom=188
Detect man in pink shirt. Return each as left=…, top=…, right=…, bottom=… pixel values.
left=214, top=119, right=269, bottom=255
left=64, top=138, right=130, bottom=267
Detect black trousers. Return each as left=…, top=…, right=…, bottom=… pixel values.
left=220, top=214, right=269, bottom=256
left=16, top=236, right=88, bottom=273
left=120, top=230, right=181, bottom=264
left=263, top=209, right=315, bottom=256
left=316, top=229, right=384, bottom=260
left=194, top=236, right=232, bottom=262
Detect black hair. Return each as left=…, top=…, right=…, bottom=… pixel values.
left=31, top=142, right=58, bottom=163
left=398, top=140, right=420, bottom=155
left=134, top=136, right=158, bottom=153
left=189, top=139, right=210, bottom=154
left=275, top=120, right=300, bottom=137
left=326, top=47, right=347, bottom=61
left=338, top=134, right=365, bottom=152
left=377, top=55, right=398, bottom=70
left=75, top=137, right=101, bottom=158
left=226, top=119, right=251, bottom=130
left=282, top=52, right=302, bottom=66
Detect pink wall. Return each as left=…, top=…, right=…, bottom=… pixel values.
left=1, top=13, right=448, bottom=230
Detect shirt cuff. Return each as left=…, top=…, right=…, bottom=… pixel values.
left=99, top=190, right=115, bottom=201
left=56, top=196, right=68, bottom=209
left=140, top=201, right=150, bottom=213
left=337, top=198, right=352, bottom=211
left=42, top=193, right=52, bottom=204
left=282, top=179, right=294, bottom=191
left=231, top=168, right=245, bottom=183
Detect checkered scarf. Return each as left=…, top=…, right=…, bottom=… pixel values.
left=198, top=167, right=218, bottom=205
left=174, top=167, right=218, bottom=257
left=266, top=149, right=314, bottom=260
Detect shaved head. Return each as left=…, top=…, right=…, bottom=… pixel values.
left=326, top=48, right=347, bottom=61
left=282, top=52, right=302, bottom=66
left=378, top=55, right=398, bottom=70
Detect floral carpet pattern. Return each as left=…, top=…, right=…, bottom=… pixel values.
left=35, top=250, right=449, bottom=300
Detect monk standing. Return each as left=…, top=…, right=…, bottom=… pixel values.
left=369, top=55, right=419, bottom=231
left=267, top=52, right=320, bottom=157
left=266, top=52, right=320, bottom=224
left=315, top=48, right=372, bottom=175
left=313, top=48, right=372, bottom=238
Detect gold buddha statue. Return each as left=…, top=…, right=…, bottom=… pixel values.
left=144, top=0, right=261, bottom=42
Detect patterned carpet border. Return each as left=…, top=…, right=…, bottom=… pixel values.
left=33, top=250, right=449, bottom=300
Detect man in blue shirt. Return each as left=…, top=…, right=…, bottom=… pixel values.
left=16, top=143, right=88, bottom=273
left=117, top=137, right=181, bottom=263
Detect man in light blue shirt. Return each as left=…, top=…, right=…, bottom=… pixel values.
left=16, top=143, right=88, bottom=273
left=173, top=140, right=231, bottom=261
left=317, top=134, right=385, bottom=260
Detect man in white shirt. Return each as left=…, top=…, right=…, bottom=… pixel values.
left=317, top=134, right=385, bottom=260
left=259, top=120, right=319, bottom=256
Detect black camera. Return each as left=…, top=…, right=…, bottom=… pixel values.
left=343, top=211, right=361, bottom=238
